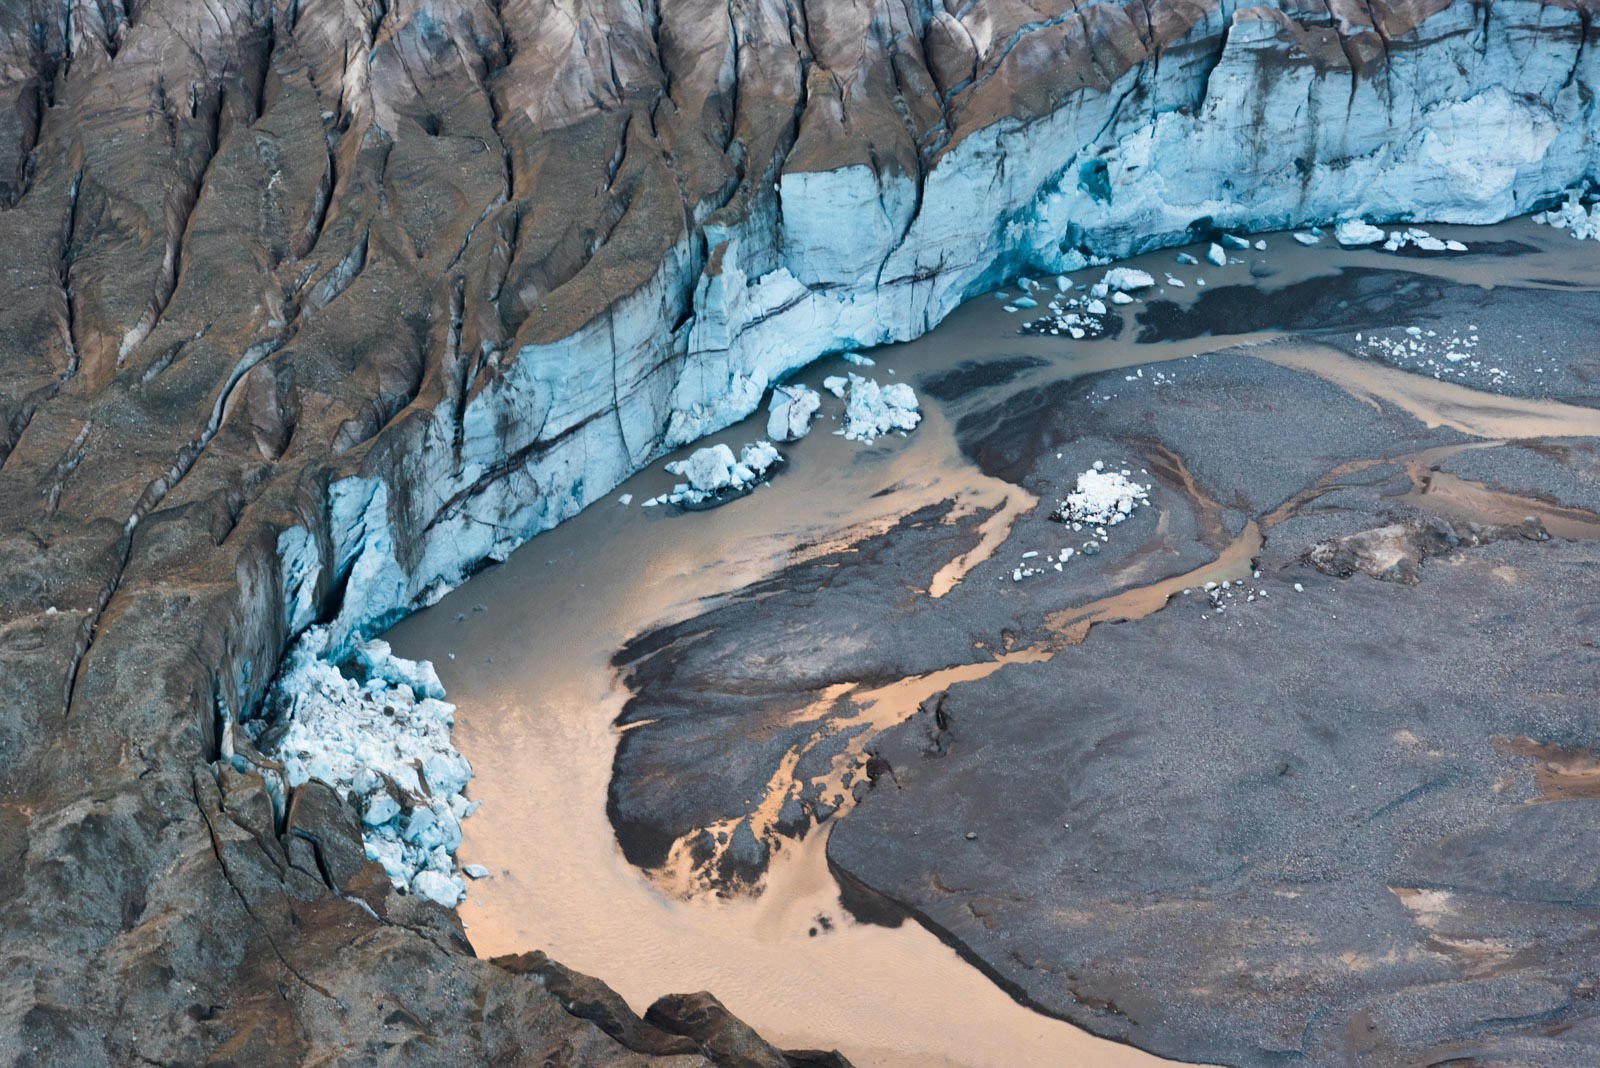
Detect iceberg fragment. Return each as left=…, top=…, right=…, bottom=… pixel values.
left=766, top=384, right=822, bottom=442
left=1101, top=267, right=1155, bottom=291
left=660, top=440, right=785, bottom=505
left=1335, top=220, right=1386, bottom=246
left=838, top=373, right=923, bottom=443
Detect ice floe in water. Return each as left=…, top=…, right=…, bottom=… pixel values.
left=766, top=384, right=821, bottom=442
left=1534, top=191, right=1600, bottom=240
left=252, top=626, right=475, bottom=907
left=1381, top=227, right=1468, bottom=253
left=1335, top=220, right=1387, bottom=246
left=834, top=372, right=922, bottom=443
left=645, top=440, right=784, bottom=507
left=1100, top=267, right=1155, bottom=291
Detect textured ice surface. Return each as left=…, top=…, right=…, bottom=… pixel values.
left=254, top=627, right=474, bottom=907
left=1335, top=220, right=1387, bottom=246
left=766, top=384, right=821, bottom=442
left=838, top=374, right=923, bottom=443
left=1058, top=465, right=1152, bottom=527
left=1534, top=191, right=1600, bottom=240
left=650, top=440, right=784, bottom=506
left=1101, top=267, right=1155, bottom=291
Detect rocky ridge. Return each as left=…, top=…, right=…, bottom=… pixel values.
left=1, top=0, right=1598, bottom=1062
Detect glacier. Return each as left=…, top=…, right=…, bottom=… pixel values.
left=252, top=2, right=1600, bottom=901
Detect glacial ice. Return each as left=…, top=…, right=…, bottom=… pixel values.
left=257, top=2, right=1600, bottom=910
left=1101, top=267, right=1155, bottom=291
left=253, top=626, right=474, bottom=907
left=1381, top=227, right=1468, bottom=253
left=1335, top=220, right=1386, bottom=246
left=837, top=374, right=923, bottom=443
left=1055, top=466, right=1152, bottom=527
left=1533, top=191, right=1600, bottom=240
left=766, top=384, right=822, bottom=442
left=652, top=440, right=784, bottom=506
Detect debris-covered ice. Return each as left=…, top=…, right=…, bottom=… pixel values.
left=1533, top=191, right=1600, bottom=241
left=252, top=626, right=475, bottom=907
left=766, top=384, right=821, bottom=442
left=1335, top=220, right=1386, bottom=246
left=647, top=440, right=785, bottom=506
left=835, top=373, right=922, bottom=442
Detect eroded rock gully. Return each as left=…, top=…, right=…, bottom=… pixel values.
left=0, top=0, right=1597, bottom=1062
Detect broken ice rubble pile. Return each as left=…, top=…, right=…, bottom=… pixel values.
left=1534, top=191, right=1600, bottom=241
left=1008, top=268, right=1160, bottom=339
left=1014, top=462, right=1151, bottom=581
left=824, top=372, right=922, bottom=442
left=252, top=626, right=476, bottom=907
left=643, top=440, right=784, bottom=507
left=643, top=369, right=922, bottom=508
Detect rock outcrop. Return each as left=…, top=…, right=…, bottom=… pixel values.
left=1, top=0, right=1598, bottom=1061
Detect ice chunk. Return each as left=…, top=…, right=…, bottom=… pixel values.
left=1206, top=243, right=1227, bottom=266
left=822, top=375, right=849, bottom=398
left=412, top=870, right=464, bottom=907
left=1293, top=231, right=1322, bottom=246
left=838, top=373, right=922, bottom=443
left=1111, top=291, right=1134, bottom=305
left=660, top=440, right=784, bottom=505
left=1053, top=467, right=1151, bottom=528
left=766, top=384, right=821, bottom=442
left=841, top=351, right=876, bottom=366
left=666, top=443, right=738, bottom=492
left=1175, top=252, right=1199, bottom=266
left=1534, top=191, right=1600, bottom=241
left=1100, top=267, right=1155, bottom=291
left=1335, top=220, right=1385, bottom=246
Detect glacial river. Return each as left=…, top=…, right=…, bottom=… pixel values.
left=385, top=218, right=1600, bottom=1066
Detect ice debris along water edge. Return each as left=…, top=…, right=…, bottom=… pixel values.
left=252, top=626, right=476, bottom=907
left=1380, top=227, right=1469, bottom=253
left=1534, top=190, right=1600, bottom=241
left=1014, top=462, right=1152, bottom=581
left=766, top=384, right=822, bottom=442
left=824, top=372, right=923, bottom=442
left=644, top=440, right=785, bottom=507
left=1335, top=220, right=1388, bottom=246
